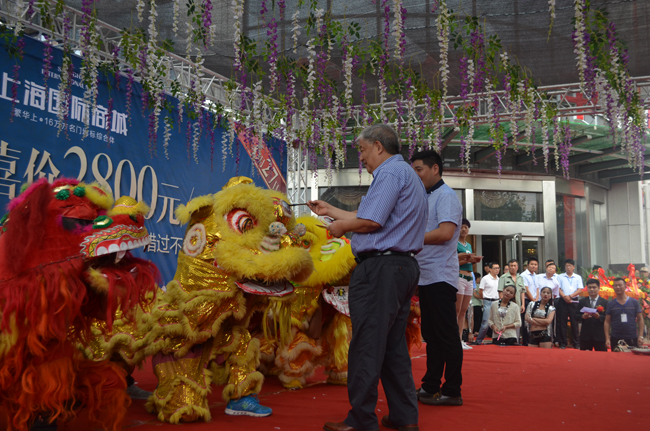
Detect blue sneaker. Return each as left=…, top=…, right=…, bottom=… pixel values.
left=225, top=394, right=272, bottom=417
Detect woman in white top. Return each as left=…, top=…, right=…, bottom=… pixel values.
left=525, top=286, right=556, bottom=349
left=488, top=285, right=521, bottom=345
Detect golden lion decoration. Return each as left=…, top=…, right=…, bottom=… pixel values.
left=141, top=176, right=313, bottom=423
left=258, top=215, right=357, bottom=389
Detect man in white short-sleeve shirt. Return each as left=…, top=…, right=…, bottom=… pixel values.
left=473, top=262, right=500, bottom=345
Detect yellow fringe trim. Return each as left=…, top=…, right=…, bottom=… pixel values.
left=221, top=371, right=264, bottom=402
left=147, top=359, right=213, bottom=424
left=262, top=295, right=295, bottom=348
left=142, top=280, right=246, bottom=358
left=325, top=313, right=351, bottom=370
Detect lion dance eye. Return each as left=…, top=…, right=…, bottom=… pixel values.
left=225, top=209, right=257, bottom=234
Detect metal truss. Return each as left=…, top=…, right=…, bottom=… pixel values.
left=348, top=77, right=650, bottom=131
left=286, top=143, right=310, bottom=215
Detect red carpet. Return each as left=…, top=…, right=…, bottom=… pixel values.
left=3, top=345, right=649, bottom=430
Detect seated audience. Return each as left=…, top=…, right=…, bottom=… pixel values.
left=525, top=286, right=556, bottom=349
left=488, top=285, right=521, bottom=346
left=605, top=277, right=645, bottom=350
left=577, top=279, right=608, bottom=352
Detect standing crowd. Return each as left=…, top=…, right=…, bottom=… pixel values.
left=467, top=255, right=645, bottom=351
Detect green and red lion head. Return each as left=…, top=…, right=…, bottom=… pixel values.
left=0, top=178, right=159, bottom=348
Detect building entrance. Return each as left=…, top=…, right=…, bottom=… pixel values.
left=480, top=235, right=541, bottom=274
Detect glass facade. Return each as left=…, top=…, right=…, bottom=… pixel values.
left=474, top=190, right=543, bottom=222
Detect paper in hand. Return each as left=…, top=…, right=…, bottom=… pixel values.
left=580, top=307, right=597, bottom=313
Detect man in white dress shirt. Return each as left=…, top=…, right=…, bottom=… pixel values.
left=556, top=259, right=584, bottom=349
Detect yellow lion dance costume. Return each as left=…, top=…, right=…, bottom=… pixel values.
left=258, top=215, right=356, bottom=389
left=142, top=177, right=313, bottom=423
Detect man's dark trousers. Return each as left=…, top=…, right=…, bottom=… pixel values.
left=555, top=299, right=580, bottom=347
left=580, top=339, right=607, bottom=351
left=520, top=299, right=531, bottom=345
left=344, top=255, right=419, bottom=431
left=419, top=281, right=463, bottom=397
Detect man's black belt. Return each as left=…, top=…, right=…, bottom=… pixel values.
left=355, top=250, right=415, bottom=264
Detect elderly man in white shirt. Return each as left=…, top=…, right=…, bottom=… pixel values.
left=556, top=259, right=584, bottom=349
left=536, top=261, right=560, bottom=299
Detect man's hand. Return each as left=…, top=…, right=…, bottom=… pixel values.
left=591, top=311, right=600, bottom=319
left=521, top=304, right=525, bottom=314
left=605, top=339, right=611, bottom=349
left=563, top=296, right=573, bottom=304
left=327, top=220, right=346, bottom=238
left=307, top=200, right=334, bottom=217
left=582, top=313, right=591, bottom=319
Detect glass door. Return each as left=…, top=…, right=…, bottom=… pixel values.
left=499, top=233, right=523, bottom=269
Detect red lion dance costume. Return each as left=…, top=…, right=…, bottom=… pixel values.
left=0, top=178, right=158, bottom=431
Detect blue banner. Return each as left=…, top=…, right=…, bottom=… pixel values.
left=0, top=36, right=285, bottom=284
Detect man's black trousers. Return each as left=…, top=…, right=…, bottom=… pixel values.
left=580, top=339, right=607, bottom=351
left=555, top=299, right=580, bottom=347
left=521, top=299, right=531, bottom=345
left=419, top=281, right=463, bottom=397
left=344, top=255, right=419, bottom=431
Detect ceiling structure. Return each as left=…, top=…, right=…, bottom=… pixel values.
left=35, top=1, right=650, bottom=183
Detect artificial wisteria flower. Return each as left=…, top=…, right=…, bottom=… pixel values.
left=436, top=0, right=451, bottom=97
left=137, top=0, right=145, bottom=22
left=559, top=123, right=572, bottom=179
left=106, top=97, right=114, bottom=139
left=393, top=0, right=406, bottom=66
left=342, top=41, right=354, bottom=117
left=14, top=0, right=24, bottom=36
left=573, top=0, right=588, bottom=89
left=540, top=108, right=551, bottom=172
left=305, top=9, right=324, bottom=106
left=125, top=68, right=134, bottom=126
left=202, top=0, right=213, bottom=47
left=378, top=0, right=391, bottom=121
left=291, top=9, right=301, bottom=54
left=232, top=0, right=245, bottom=72
left=172, top=0, right=180, bottom=36
left=9, top=38, right=25, bottom=122
left=267, top=17, right=279, bottom=92
left=548, top=0, right=556, bottom=33
left=42, top=35, right=53, bottom=92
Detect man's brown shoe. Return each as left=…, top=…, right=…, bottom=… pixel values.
left=323, top=421, right=358, bottom=431
left=381, top=416, right=419, bottom=431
